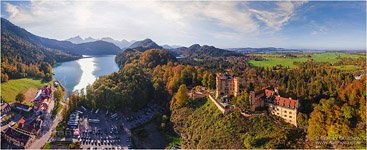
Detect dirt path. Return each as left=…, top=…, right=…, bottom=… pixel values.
left=23, top=87, right=38, bottom=102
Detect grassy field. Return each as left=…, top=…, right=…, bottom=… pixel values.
left=248, top=52, right=365, bottom=69
left=331, top=65, right=360, bottom=71
left=1, top=78, right=49, bottom=103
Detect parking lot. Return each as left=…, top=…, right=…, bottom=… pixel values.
left=76, top=102, right=162, bottom=149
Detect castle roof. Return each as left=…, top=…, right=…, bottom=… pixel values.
left=274, top=96, right=298, bottom=109
left=265, top=89, right=275, bottom=97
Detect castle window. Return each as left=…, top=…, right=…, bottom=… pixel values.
left=277, top=113, right=279, bottom=115
left=289, top=112, right=292, bottom=114
left=284, top=115, right=287, bottom=117
left=289, top=116, right=292, bottom=118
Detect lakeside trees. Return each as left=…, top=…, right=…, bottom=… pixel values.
left=85, top=63, right=153, bottom=111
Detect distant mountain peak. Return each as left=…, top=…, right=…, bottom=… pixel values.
left=101, top=37, right=114, bottom=41
left=189, top=44, right=201, bottom=50
left=85, top=37, right=95, bottom=40
left=128, top=38, right=162, bottom=51
left=171, top=44, right=242, bottom=58
left=66, top=36, right=131, bottom=48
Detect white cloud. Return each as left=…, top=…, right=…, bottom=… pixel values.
left=309, top=20, right=327, bottom=35
left=3, top=1, right=306, bottom=47
left=250, top=1, right=307, bottom=31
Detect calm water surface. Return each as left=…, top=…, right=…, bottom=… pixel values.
left=53, top=55, right=119, bottom=95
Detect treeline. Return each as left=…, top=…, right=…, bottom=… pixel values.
left=307, top=77, right=366, bottom=148
left=179, top=56, right=251, bottom=74
left=115, top=48, right=176, bottom=68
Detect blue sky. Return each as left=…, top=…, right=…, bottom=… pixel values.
left=1, top=1, right=365, bottom=50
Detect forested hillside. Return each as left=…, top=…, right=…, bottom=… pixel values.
left=84, top=63, right=154, bottom=111
left=170, top=98, right=304, bottom=149
left=115, top=49, right=177, bottom=68
left=1, top=19, right=80, bottom=82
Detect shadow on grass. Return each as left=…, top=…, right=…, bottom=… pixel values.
left=187, top=98, right=207, bottom=109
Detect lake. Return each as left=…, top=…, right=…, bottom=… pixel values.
left=53, top=55, right=119, bottom=95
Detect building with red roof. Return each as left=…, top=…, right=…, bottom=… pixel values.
left=248, top=87, right=299, bottom=127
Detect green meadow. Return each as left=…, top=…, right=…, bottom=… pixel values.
left=1, top=78, right=48, bottom=103
left=248, top=52, right=365, bottom=69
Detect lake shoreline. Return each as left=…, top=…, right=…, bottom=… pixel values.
left=52, top=55, right=119, bottom=95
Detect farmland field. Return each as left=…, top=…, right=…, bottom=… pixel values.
left=248, top=52, right=365, bottom=69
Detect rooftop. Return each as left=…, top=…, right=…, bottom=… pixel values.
left=2, top=127, right=33, bottom=145
left=274, top=96, right=299, bottom=109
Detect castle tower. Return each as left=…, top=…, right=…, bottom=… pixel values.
left=215, top=73, right=222, bottom=98
left=215, top=73, right=240, bottom=98
left=234, top=77, right=240, bottom=97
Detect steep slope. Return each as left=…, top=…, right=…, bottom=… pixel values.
left=1, top=18, right=81, bottom=82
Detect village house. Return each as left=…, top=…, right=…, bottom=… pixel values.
left=17, top=116, right=43, bottom=136
left=1, top=127, right=35, bottom=148
left=1, top=101, right=11, bottom=114
left=33, top=85, right=52, bottom=114
left=13, top=102, right=32, bottom=112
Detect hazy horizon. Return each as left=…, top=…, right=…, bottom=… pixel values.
left=1, top=1, right=366, bottom=50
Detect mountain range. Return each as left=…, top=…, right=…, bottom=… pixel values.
left=3, top=17, right=298, bottom=63
left=66, top=36, right=132, bottom=49
left=2, top=18, right=121, bottom=55
left=172, top=44, right=242, bottom=57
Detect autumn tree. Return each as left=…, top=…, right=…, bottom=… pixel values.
left=15, top=93, right=25, bottom=103
left=171, top=84, right=189, bottom=108
left=53, top=89, right=63, bottom=102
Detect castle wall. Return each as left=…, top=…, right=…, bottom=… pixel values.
left=268, top=104, right=297, bottom=127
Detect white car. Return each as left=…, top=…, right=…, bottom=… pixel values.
left=9, top=121, right=16, bottom=127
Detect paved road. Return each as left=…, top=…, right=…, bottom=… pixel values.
left=29, top=101, right=66, bottom=149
